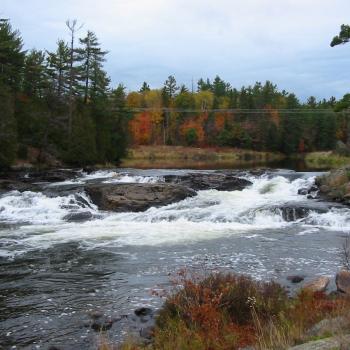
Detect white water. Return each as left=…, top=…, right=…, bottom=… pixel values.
left=1, top=171, right=350, bottom=256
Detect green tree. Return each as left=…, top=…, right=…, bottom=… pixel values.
left=23, top=49, right=48, bottom=98
left=139, top=81, right=150, bottom=93
left=0, top=86, right=17, bottom=168
left=163, top=75, right=178, bottom=101
left=0, top=19, right=25, bottom=92
left=47, top=40, right=70, bottom=98
left=330, top=24, right=350, bottom=47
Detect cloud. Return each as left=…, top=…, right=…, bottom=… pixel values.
left=2, top=0, right=350, bottom=99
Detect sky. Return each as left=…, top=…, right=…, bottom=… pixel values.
left=2, top=0, right=350, bottom=100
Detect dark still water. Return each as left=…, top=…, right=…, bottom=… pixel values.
left=0, top=168, right=349, bottom=349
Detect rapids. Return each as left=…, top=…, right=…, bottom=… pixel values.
left=0, top=168, right=349, bottom=349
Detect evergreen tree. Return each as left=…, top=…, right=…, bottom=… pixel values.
left=330, top=24, right=350, bottom=47
left=47, top=40, right=70, bottom=98
left=163, top=75, right=178, bottom=100
left=0, top=19, right=25, bottom=92
left=139, top=81, right=150, bottom=93
left=77, top=31, right=107, bottom=103
left=23, top=49, right=48, bottom=98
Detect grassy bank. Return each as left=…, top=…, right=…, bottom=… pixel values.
left=121, top=146, right=350, bottom=170
left=121, top=146, right=285, bottom=169
left=303, top=152, right=350, bottom=170
left=100, top=272, right=350, bottom=350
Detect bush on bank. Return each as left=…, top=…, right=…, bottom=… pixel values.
left=100, top=271, right=350, bottom=350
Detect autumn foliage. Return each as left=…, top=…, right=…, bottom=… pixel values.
left=117, top=271, right=350, bottom=350
left=125, top=81, right=343, bottom=154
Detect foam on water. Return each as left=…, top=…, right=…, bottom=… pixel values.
left=1, top=173, right=350, bottom=254
left=0, top=191, right=98, bottom=225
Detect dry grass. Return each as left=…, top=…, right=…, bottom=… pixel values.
left=120, top=145, right=285, bottom=169
left=304, top=151, right=350, bottom=169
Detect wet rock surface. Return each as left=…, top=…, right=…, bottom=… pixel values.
left=85, top=183, right=197, bottom=212
left=163, top=172, right=252, bottom=191
left=262, top=201, right=335, bottom=222
left=287, top=275, right=305, bottom=283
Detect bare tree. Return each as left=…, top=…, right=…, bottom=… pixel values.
left=66, top=19, right=83, bottom=135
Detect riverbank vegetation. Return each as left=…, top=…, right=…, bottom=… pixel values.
left=111, top=272, right=350, bottom=350
left=1, top=19, right=350, bottom=169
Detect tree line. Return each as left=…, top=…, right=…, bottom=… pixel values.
left=126, top=76, right=349, bottom=154
left=1, top=20, right=349, bottom=169
left=0, top=19, right=128, bottom=169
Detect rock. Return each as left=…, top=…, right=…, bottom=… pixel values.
left=91, top=317, right=114, bottom=331
left=62, top=211, right=94, bottom=222
left=302, top=276, right=330, bottom=293
left=0, top=179, right=36, bottom=193
left=287, top=275, right=305, bottom=283
left=298, top=186, right=319, bottom=196
left=164, top=173, right=252, bottom=191
left=316, top=168, right=350, bottom=205
left=267, top=202, right=329, bottom=222
left=85, top=183, right=196, bottom=212
left=336, top=270, right=350, bottom=294
left=135, top=307, right=153, bottom=317
left=288, top=334, right=350, bottom=349
left=298, top=188, right=308, bottom=195
left=88, top=310, right=103, bottom=320
left=140, top=326, right=154, bottom=340
left=306, top=317, right=348, bottom=338
left=22, top=169, right=80, bottom=183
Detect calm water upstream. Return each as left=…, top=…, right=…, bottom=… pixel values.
left=0, top=168, right=349, bottom=349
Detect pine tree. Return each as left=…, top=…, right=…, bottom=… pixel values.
left=77, top=31, right=108, bottom=103
left=47, top=40, right=70, bottom=98
left=0, top=19, right=25, bottom=92
left=23, top=49, right=49, bottom=98
left=139, top=81, right=150, bottom=93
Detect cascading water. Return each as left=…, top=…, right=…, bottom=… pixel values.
left=0, top=169, right=349, bottom=348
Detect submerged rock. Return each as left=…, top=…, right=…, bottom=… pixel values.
left=135, top=307, right=153, bottom=317
left=85, top=183, right=196, bottom=212
left=287, top=275, right=305, bottom=283
left=62, top=211, right=94, bottom=222
left=336, top=270, right=350, bottom=294
left=163, top=172, right=252, bottom=191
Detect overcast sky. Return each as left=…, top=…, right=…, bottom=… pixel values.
left=2, top=0, right=350, bottom=100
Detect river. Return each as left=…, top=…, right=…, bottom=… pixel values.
left=0, top=168, right=349, bottom=349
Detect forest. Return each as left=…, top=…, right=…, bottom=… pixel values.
left=1, top=19, right=350, bottom=169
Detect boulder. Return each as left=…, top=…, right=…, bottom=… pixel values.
left=336, top=270, right=350, bottom=294
left=85, top=183, right=196, bottom=212
left=24, top=169, right=80, bottom=183
left=267, top=202, right=329, bottom=222
left=163, top=173, right=252, bottom=191
left=135, top=307, right=153, bottom=317
left=306, top=317, right=347, bottom=338
left=288, top=335, right=350, bottom=350
left=62, top=211, right=94, bottom=222
left=0, top=179, right=36, bottom=193
left=287, top=275, right=305, bottom=284
left=316, top=168, right=350, bottom=205
left=302, top=276, right=330, bottom=293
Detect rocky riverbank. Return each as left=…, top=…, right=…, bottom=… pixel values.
left=316, top=166, right=350, bottom=205
left=113, top=269, right=350, bottom=350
